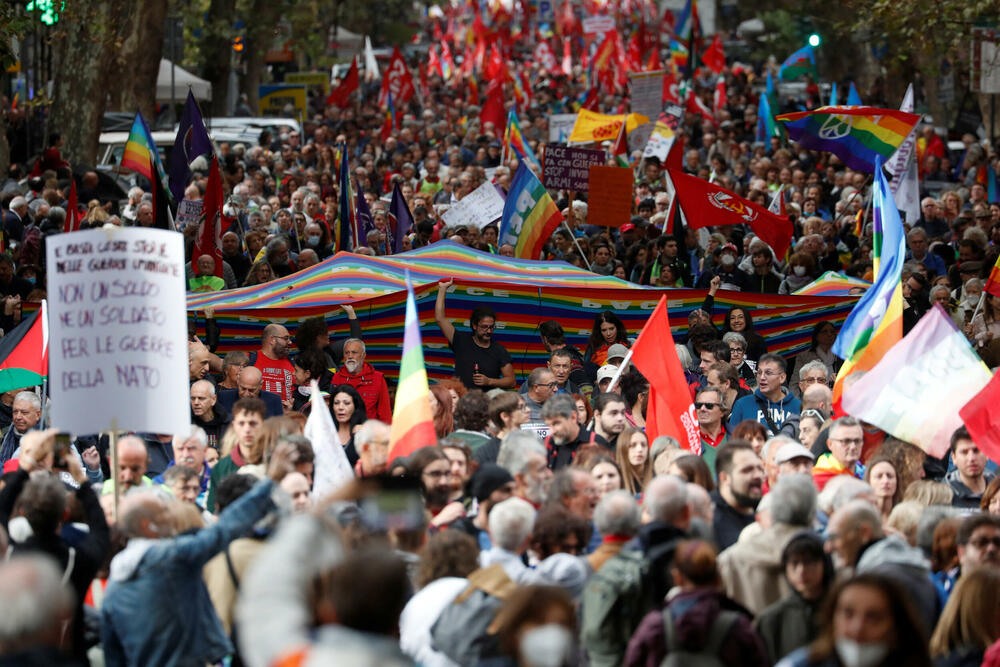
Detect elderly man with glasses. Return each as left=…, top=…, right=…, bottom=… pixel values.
left=728, top=353, right=802, bottom=437
left=812, top=416, right=866, bottom=491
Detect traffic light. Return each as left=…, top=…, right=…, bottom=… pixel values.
left=26, top=0, right=65, bottom=25
left=808, top=33, right=821, bottom=47
left=232, top=36, right=245, bottom=53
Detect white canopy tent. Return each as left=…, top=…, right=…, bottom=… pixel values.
left=156, top=59, right=212, bottom=102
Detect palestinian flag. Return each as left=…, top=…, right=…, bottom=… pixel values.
left=0, top=300, right=48, bottom=393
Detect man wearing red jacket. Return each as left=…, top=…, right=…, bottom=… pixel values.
left=329, top=338, right=392, bottom=423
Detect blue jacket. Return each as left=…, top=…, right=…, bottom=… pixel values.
left=217, top=387, right=284, bottom=418
left=728, top=388, right=801, bottom=436
left=101, top=478, right=277, bottom=666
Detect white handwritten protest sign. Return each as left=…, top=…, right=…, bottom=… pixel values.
left=47, top=227, right=190, bottom=435
left=441, top=181, right=506, bottom=229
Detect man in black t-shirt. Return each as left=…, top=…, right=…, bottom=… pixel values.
left=435, top=278, right=516, bottom=390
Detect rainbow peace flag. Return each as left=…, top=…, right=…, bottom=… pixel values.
left=673, top=0, right=698, bottom=41
left=122, top=113, right=156, bottom=182
left=498, top=163, right=563, bottom=260
left=504, top=110, right=541, bottom=171
left=778, top=45, right=816, bottom=81
left=669, top=40, right=689, bottom=73
left=776, top=106, right=921, bottom=173
left=832, top=157, right=905, bottom=407
left=387, top=274, right=437, bottom=462
left=985, top=251, right=1000, bottom=299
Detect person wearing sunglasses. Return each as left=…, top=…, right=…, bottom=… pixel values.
left=694, top=388, right=727, bottom=477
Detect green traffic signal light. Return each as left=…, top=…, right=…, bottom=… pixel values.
left=808, top=33, right=821, bottom=47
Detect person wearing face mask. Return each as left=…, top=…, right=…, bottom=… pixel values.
left=776, top=573, right=932, bottom=667
left=779, top=252, right=818, bottom=294
left=695, top=243, right=750, bottom=292
left=491, top=585, right=580, bottom=667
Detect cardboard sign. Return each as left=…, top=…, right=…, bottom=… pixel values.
left=176, top=198, right=203, bottom=231
left=583, top=15, right=615, bottom=35
left=47, top=228, right=190, bottom=435
left=520, top=421, right=551, bottom=440
left=543, top=144, right=606, bottom=191
left=548, top=113, right=578, bottom=143
left=587, top=165, right=633, bottom=227
left=258, top=84, right=307, bottom=121
left=441, top=181, right=506, bottom=229
left=629, top=70, right=665, bottom=120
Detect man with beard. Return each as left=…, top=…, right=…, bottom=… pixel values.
left=497, top=431, right=553, bottom=507
left=434, top=278, right=515, bottom=390
left=253, top=323, right=296, bottom=407
left=448, top=463, right=516, bottom=549
left=409, top=447, right=456, bottom=517
left=329, top=338, right=391, bottom=422
left=542, top=394, right=599, bottom=470
left=592, top=392, right=628, bottom=450
left=712, top=441, right=765, bottom=550
left=945, top=426, right=995, bottom=509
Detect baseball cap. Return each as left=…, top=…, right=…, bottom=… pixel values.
left=721, top=243, right=739, bottom=254
left=774, top=442, right=816, bottom=465
left=606, top=344, right=629, bottom=362
left=621, top=223, right=636, bottom=233
left=596, top=364, right=618, bottom=383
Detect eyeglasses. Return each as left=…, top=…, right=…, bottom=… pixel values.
left=729, top=346, right=745, bottom=353
left=539, top=382, right=559, bottom=389
left=830, top=437, right=863, bottom=446
left=475, top=324, right=495, bottom=331
left=757, top=369, right=782, bottom=378
left=969, top=536, right=1000, bottom=549
left=800, top=377, right=828, bottom=385
left=801, top=409, right=826, bottom=422
left=694, top=402, right=719, bottom=410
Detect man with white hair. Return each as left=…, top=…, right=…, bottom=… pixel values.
left=3, top=194, right=29, bottom=242
left=154, top=426, right=212, bottom=505
left=588, top=490, right=641, bottom=572
left=354, top=419, right=391, bottom=477
left=479, top=497, right=539, bottom=583
left=329, top=338, right=391, bottom=422
left=497, top=431, right=552, bottom=506
left=101, top=441, right=300, bottom=666
left=718, top=474, right=818, bottom=614
left=0, top=390, right=42, bottom=463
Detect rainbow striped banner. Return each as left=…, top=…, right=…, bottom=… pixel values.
left=505, top=110, right=541, bottom=172
left=122, top=113, right=156, bottom=182
left=186, top=243, right=860, bottom=385
left=498, top=163, right=563, bottom=260
left=776, top=106, right=921, bottom=174
left=793, top=271, right=872, bottom=298
left=388, top=274, right=437, bottom=461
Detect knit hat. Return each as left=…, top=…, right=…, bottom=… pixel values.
left=467, top=463, right=515, bottom=502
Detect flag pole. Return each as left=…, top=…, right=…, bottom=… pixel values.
left=970, top=291, right=986, bottom=327
left=563, top=191, right=592, bottom=270
left=110, top=418, right=120, bottom=522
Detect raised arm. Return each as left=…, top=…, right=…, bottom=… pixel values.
left=435, top=278, right=456, bottom=344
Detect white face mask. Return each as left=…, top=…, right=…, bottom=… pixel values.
left=720, top=254, right=736, bottom=267
left=520, top=624, right=573, bottom=667
left=835, top=638, right=891, bottom=667
left=794, top=265, right=807, bottom=277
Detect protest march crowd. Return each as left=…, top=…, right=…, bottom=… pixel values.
left=3, top=0, right=1000, bottom=665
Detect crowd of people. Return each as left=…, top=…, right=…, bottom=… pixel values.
left=3, top=8, right=1000, bottom=666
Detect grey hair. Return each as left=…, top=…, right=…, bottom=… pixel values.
left=829, top=415, right=861, bottom=440
left=643, top=474, right=689, bottom=524
left=769, top=473, right=817, bottom=526
left=172, top=425, right=208, bottom=450
left=916, top=505, right=963, bottom=555
left=497, top=431, right=545, bottom=476
left=761, top=434, right=800, bottom=464
left=929, top=284, right=951, bottom=300
left=355, top=419, right=389, bottom=448
left=798, top=360, right=830, bottom=382
left=965, top=278, right=984, bottom=292
left=835, top=498, right=884, bottom=540
left=594, top=490, right=641, bottom=537
left=488, top=497, right=536, bottom=551
left=675, top=344, right=692, bottom=369
left=650, top=436, right=681, bottom=463
left=191, top=379, right=216, bottom=397
left=0, top=555, right=75, bottom=647
left=13, top=391, right=41, bottom=411
left=9, top=196, right=27, bottom=210
left=540, top=393, right=576, bottom=420
left=831, top=477, right=875, bottom=513
left=343, top=337, right=366, bottom=354
left=721, top=332, right=747, bottom=349
left=528, top=367, right=553, bottom=388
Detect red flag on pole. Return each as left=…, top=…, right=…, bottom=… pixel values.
left=630, top=296, right=701, bottom=453
left=959, top=370, right=1000, bottom=465
left=668, top=168, right=795, bottom=256
left=64, top=178, right=81, bottom=233
left=713, top=75, right=727, bottom=114
left=379, top=47, right=415, bottom=107
left=326, top=56, right=359, bottom=108
left=480, top=79, right=506, bottom=133
left=194, top=156, right=224, bottom=279
left=701, top=34, right=726, bottom=74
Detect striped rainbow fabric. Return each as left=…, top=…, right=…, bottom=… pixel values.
left=776, top=106, right=921, bottom=173
left=186, top=242, right=860, bottom=385
left=122, top=113, right=155, bottom=182
left=388, top=274, right=437, bottom=461
left=831, top=157, right=905, bottom=407
left=793, top=271, right=872, bottom=297
left=505, top=110, right=542, bottom=172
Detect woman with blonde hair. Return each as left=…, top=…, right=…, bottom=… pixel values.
left=929, top=568, right=1000, bottom=664
left=615, top=426, right=651, bottom=496
left=902, top=480, right=954, bottom=506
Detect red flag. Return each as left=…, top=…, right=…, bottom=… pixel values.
left=379, top=47, right=415, bottom=107
left=64, top=178, right=81, bottom=233
left=626, top=33, right=643, bottom=72
left=480, top=79, right=506, bottom=133
left=645, top=44, right=661, bottom=71
left=701, top=34, right=726, bottom=74
left=582, top=86, right=600, bottom=111
left=194, top=156, right=224, bottom=279
left=428, top=45, right=444, bottom=78
left=326, top=56, right=359, bottom=108
left=665, top=134, right=684, bottom=172
left=685, top=87, right=715, bottom=125
left=662, top=70, right=679, bottom=103
left=630, top=296, right=701, bottom=453
left=535, top=40, right=557, bottom=72
left=441, top=41, right=455, bottom=78
left=668, top=168, right=794, bottom=257
left=960, top=370, right=1000, bottom=465
left=562, top=37, right=573, bottom=75
left=713, top=74, right=727, bottom=114
left=486, top=44, right=507, bottom=81
left=611, top=118, right=628, bottom=160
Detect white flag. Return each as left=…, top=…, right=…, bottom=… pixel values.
left=364, top=36, right=380, bottom=81
left=303, top=380, right=354, bottom=498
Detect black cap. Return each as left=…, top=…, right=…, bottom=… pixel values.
left=466, top=463, right=515, bottom=502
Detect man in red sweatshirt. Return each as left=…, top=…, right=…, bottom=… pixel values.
left=329, top=338, right=391, bottom=423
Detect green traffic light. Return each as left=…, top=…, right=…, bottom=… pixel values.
left=808, top=33, right=821, bottom=47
